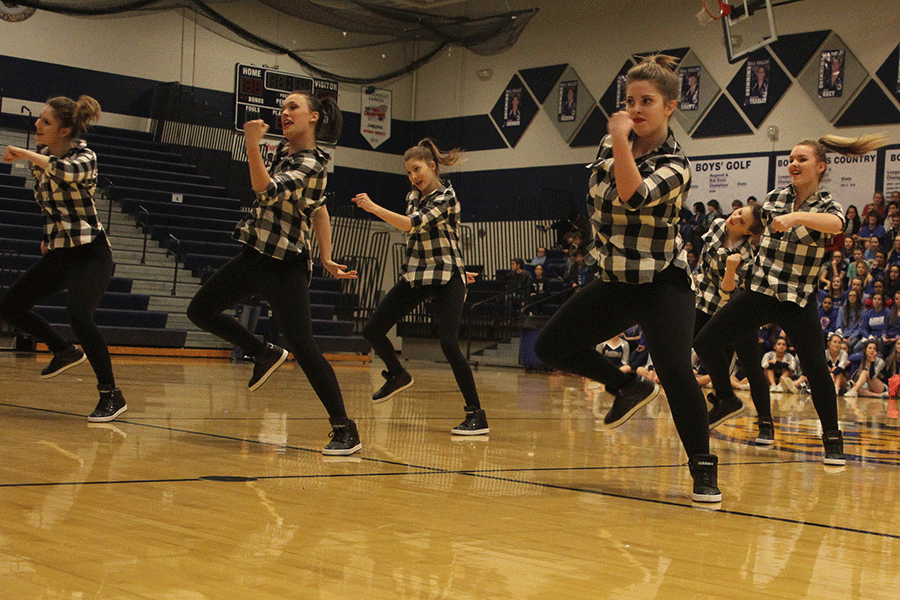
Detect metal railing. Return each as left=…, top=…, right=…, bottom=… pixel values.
left=135, top=206, right=150, bottom=265
left=165, top=234, right=180, bottom=296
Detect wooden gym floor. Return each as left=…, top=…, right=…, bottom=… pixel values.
left=0, top=352, right=897, bottom=599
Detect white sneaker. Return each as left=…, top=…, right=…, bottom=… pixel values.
left=780, top=375, right=798, bottom=394
left=844, top=388, right=858, bottom=397
left=770, top=384, right=784, bottom=393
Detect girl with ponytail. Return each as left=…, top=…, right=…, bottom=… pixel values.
left=187, top=92, right=362, bottom=456
left=352, top=139, right=489, bottom=435
left=533, top=55, right=721, bottom=502
left=1, top=95, right=127, bottom=422
left=695, top=133, right=887, bottom=466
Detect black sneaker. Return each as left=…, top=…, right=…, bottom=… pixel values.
left=372, top=370, right=414, bottom=403
left=822, top=429, right=846, bottom=466
left=707, top=394, right=745, bottom=429
left=248, top=343, right=288, bottom=391
left=41, top=345, right=86, bottom=379
left=88, top=387, right=127, bottom=422
left=601, top=375, right=660, bottom=429
left=688, top=453, right=722, bottom=503
left=755, top=417, right=775, bottom=446
left=451, top=407, right=489, bottom=435
left=323, top=419, right=362, bottom=456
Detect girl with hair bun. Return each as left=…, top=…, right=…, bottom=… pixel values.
left=695, top=133, right=888, bottom=466
left=352, top=139, right=489, bottom=435
left=187, top=92, right=363, bottom=456
left=533, top=55, right=722, bottom=503
left=1, top=95, right=127, bottom=422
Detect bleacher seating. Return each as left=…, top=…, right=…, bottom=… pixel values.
left=0, top=154, right=186, bottom=348
left=84, top=125, right=368, bottom=353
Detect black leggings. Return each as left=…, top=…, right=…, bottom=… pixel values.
left=694, top=308, right=772, bottom=419
left=187, top=247, right=347, bottom=420
left=534, top=269, right=710, bottom=458
left=0, top=236, right=115, bottom=386
left=694, top=290, right=838, bottom=430
left=363, top=276, right=480, bottom=409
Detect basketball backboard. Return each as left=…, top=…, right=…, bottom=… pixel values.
left=722, top=0, right=777, bottom=64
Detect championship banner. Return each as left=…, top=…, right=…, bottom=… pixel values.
left=883, top=148, right=900, bottom=197
left=361, top=87, right=391, bottom=149
left=690, top=155, right=771, bottom=204
left=775, top=151, right=877, bottom=209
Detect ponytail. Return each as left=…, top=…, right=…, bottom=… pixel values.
left=799, top=134, right=888, bottom=181
left=403, top=139, right=462, bottom=176
left=47, top=95, right=101, bottom=139
left=300, top=93, right=342, bottom=145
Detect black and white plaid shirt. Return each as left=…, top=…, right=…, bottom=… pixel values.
left=31, top=140, right=107, bottom=250
left=234, top=142, right=329, bottom=266
left=400, top=181, right=466, bottom=287
left=585, top=130, right=692, bottom=284
left=748, top=186, right=845, bottom=307
left=696, top=217, right=755, bottom=316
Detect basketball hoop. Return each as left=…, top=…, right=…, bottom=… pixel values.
left=696, top=0, right=731, bottom=25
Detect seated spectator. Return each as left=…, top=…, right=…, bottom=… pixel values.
left=819, top=295, right=839, bottom=336
left=845, top=340, right=887, bottom=398
left=884, top=212, right=900, bottom=246
left=862, top=192, right=887, bottom=223
left=856, top=292, right=889, bottom=353
left=505, top=258, right=532, bottom=314
left=856, top=209, right=886, bottom=249
left=854, top=260, right=876, bottom=296
left=882, top=290, right=900, bottom=352
left=872, top=250, right=888, bottom=281
left=625, top=325, right=647, bottom=369
left=563, top=248, right=592, bottom=288
left=818, top=275, right=847, bottom=309
left=837, top=288, right=865, bottom=349
left=886, top=264, right=900, bottom=298
left=844, top=205, right=862, bottom=239
left=731, top=199, right=743, bottom=211
left=863, top=236, right=881, bottom=262
left=825, top=332, right=850, bottom=395
left=819, top=249, right=846, bottom=290
left=762, top=337, right=798, bottom=393
left=596, top=333, right=631, bottom=374
left=523, top=264, right=548, bottom=314
left=704, top=199, right=723, bottom=228
left=529, top=246, right=547, bottom=266
left=888, top=236, right=900, bottom=266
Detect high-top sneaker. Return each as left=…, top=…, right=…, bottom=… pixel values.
left=688, top=453, right=722, bottom=503
left=88, top=386, right=127, bottom=422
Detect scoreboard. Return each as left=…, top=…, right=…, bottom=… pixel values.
left=234, top=64, right=339, bottom=135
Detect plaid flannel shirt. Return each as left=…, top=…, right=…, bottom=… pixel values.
left=748, top=186, right=845, bottom=307
left=234, top=142, right=329, bottom=267
left=585, top=130, right=692, bottom=285
left=400, top=181, right=466, bottom=287
left=696, top=217, right=755, bottom=316
left=32, top=140, right=107, bottom=250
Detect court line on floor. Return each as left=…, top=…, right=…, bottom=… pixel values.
left=2, top=402, right=896, bottom=539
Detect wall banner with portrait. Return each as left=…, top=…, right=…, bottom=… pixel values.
left=745, top=59, right=770, bottom=105
left=489, top=74, right=538, bottom=148
left=679, top=66, right=701, bottom=112
left=558, top=81, right=577, bottom=122
left=818, top=49, right=845, bottom=98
